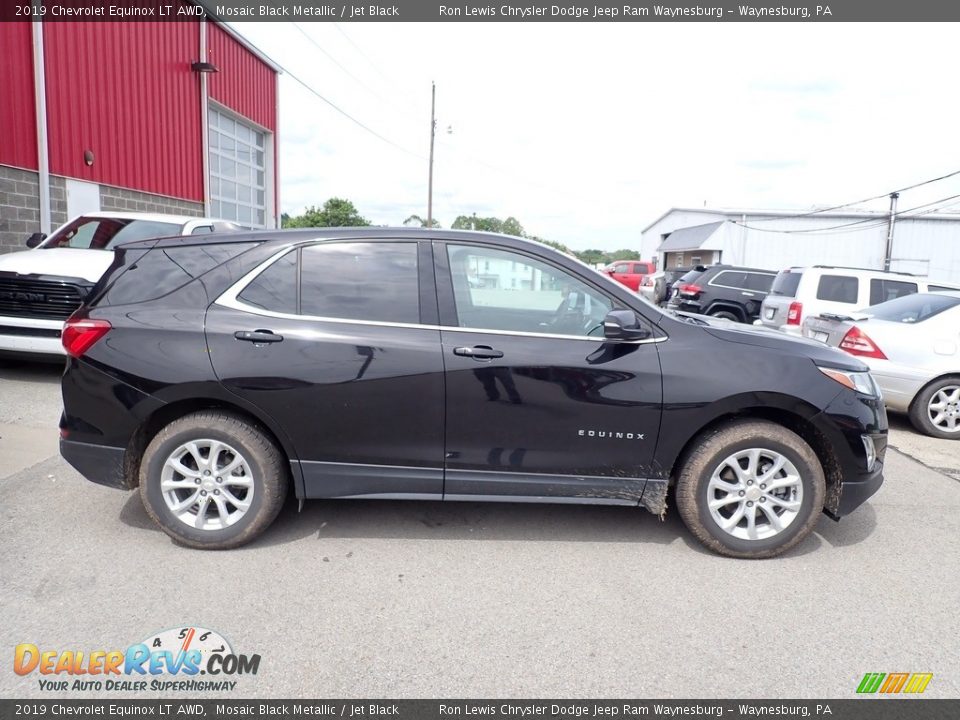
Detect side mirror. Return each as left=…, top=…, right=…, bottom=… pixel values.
left=26, top=232, right=46, bottom=248
left=603, top=309, right=652, bottom=341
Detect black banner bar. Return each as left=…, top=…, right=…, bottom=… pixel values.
left=4, top=0, right=960, bottom=22
left=1, top=700, right=958, bottom=720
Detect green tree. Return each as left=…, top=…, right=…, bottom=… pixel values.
left=283, top=198, right=370, bottom=228
left=574, top=249, right=608, bottom=266
left=403, top=214, right=441, bottom=228
left=607, top=248, right=641, bottom=261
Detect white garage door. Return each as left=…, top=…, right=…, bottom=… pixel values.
left=209, top=107, right=267, bottom=229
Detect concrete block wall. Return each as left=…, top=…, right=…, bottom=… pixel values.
left=100, top=185, right=203, bottom=217
left=0, top=166, right=41, bottom=254
left=0, top=164, right=203, bottom=255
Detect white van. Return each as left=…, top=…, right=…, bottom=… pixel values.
left=758, top=265, right=960, bottom=335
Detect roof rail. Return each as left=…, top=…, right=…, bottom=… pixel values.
left=810, top=264, right=916, bottom=276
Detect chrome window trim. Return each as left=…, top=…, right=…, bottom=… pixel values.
left=707, top=270, right=776, bottom=292
left=215, top=246, right=667, bottom=345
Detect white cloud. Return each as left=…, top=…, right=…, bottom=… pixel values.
left=236, top=22, right=960, bottom=252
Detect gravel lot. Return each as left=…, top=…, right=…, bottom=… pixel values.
left=1, top=357, right=958, bottom=699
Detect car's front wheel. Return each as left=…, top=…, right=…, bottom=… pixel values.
left=675, top=420, right=825, bottom=558
left=909, top=376, right=960, bottom=439
left=139, top=411, right=288, bottom=549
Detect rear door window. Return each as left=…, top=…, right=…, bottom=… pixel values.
left=869, top=278, right=918, bottom=305
left=237, top=251, right=297, bottom=314
left=300, top=242, right=420, bottom=324
left=816, top=275, right=859, bottom=303
left=710, top=270, right=748, bottom=289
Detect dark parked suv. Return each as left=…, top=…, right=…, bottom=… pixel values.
left=668, top=265, right=777, bottom=323
left=59, top=229, right=886, bottom=558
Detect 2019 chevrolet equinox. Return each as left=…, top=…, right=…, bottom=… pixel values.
left=59, top=228, right=887, bottom=558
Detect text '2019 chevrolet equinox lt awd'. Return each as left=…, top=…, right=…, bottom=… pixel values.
left=59, top=228, right=887, bottom=558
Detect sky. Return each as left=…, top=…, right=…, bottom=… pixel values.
left=233, top=22, right=960, bottom=253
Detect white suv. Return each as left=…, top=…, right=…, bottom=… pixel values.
left=0, top=212, right=239, bottom=357
left=758, top=265, right=960, bottom=335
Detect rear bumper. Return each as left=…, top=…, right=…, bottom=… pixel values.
left=60, top=438, right=130, bottom=490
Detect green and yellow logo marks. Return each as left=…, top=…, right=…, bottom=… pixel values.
left=857, top=672, right=933, bottom=694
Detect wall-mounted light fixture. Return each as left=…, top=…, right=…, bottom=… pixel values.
left=83, top=150, right=94, bottom=166
left=191, top=61, right=219, bottom=73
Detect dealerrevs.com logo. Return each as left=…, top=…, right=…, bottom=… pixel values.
left=14, top=626, right=260, bottom=692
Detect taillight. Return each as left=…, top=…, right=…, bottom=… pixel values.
left=680, top=283, right=702, bottom=295
left=62, top=318, right=111, bottom=358
left=839, top=326, right=887, bottom=359
left=786, top=301, right=803, bottom=325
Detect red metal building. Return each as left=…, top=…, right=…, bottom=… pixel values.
left=0, top=15, right=280, bottom=253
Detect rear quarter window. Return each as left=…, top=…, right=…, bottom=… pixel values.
left=816, top=275, right=859, bottom=303
left=97, top=243, right=259, bottom=306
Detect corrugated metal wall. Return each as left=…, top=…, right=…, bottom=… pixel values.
left=207, top=23, right=277, bottom=132
left=0, top=23, right=38, bottom=171
left=43, top=21, right=204, bottom=202
left=647, top=211, right=960, bottom=283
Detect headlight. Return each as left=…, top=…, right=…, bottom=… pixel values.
left=817, top=366, right=881, bottom=397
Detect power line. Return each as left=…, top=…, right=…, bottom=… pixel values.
left=732, top=192, right=960, bottom=235
left=293, top=23, right=416, bottom=120
left=270, top=55, right=426, bottom=161
left=747, top=167, right=960, bottom=223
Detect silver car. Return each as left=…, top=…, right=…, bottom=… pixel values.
left=801, top=291, right=960, bottom=439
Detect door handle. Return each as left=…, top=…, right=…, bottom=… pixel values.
left=741, top=291, right=755, bottom=297
left=454, top=345, right=504, bottom=359
left=234, top=330, right=283, bottom=344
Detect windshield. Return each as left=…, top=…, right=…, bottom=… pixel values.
left=42, top=217, right=181, bottom=250
left=865, top=293, right=960, bottom=323
left=770, top=270, right=802, bottom=297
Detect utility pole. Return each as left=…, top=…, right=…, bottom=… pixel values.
left=883, top=191, right=899, bottom=272
left=427, top=81, right=436, bottom=228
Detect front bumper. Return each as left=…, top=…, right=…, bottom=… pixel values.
left=828, top=462, right=884, bottom=519
left=0, top=316, right=65, bottom=355
left=60, top=438, right=130, bottom=490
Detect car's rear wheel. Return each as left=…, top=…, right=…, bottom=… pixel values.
left=709, top=308, right=740, bottom=322
left=140, top=411, right=288, bottom=549
left=675, top=420, right=825, bottom=558
left=909, top=376, right=960, bottom=439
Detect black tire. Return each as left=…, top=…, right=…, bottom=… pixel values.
left=709, top=308, right=741, bottom=322
left=139, top=411, right=288, bottom=549
left=908, top=376, right=960, bottom=440
left=675, top=419, right=825, bottom=559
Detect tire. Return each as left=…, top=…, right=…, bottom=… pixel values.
left=709, top=308, right=741, bottom=322
left=139, top=411, right=288, bottom=549
left=675, top=419, right=825, bottom=559
left=908, top=376, right=960, bottom=440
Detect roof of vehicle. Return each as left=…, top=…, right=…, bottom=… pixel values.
left=116, top=227, right=588, bottom=255
left=73, top=211, right=201, bottom=225
left=778, top=265, right=917, bottom=277
left=698, top=264, right=777, bottom=274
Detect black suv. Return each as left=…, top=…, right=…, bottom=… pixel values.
left=668, top=265, right=777, bottom=323
left=59, top=229, right=886, bottom=558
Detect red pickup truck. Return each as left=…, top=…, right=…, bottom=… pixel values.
left=603, top=260, right=656, bottom=291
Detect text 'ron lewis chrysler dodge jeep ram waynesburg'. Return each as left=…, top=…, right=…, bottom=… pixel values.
left=59, top=228, right=887, bottom=558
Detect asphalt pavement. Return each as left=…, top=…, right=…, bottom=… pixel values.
left=1, top=358, right=958, bottom=699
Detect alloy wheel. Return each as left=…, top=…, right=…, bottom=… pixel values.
left=927, top=385, right=960, bottom=433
